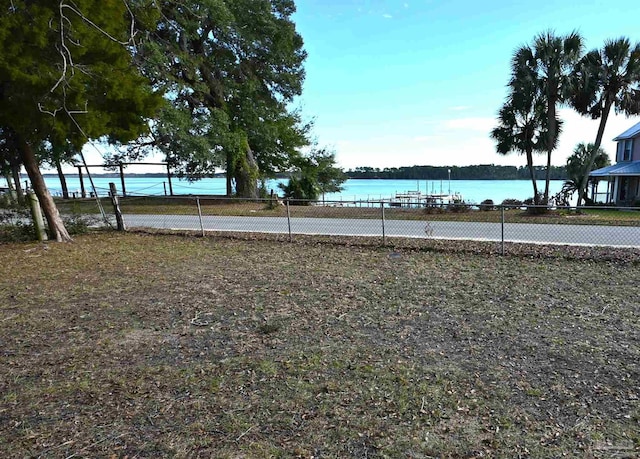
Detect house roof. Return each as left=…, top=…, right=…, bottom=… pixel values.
left=590, top=160, right=640, bottom=177
left=613, top=121, right=640, bottom=141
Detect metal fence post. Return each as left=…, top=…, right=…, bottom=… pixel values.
left=196, top=197, right=205, bottom=237
left=501, top=205, right=505, bottom=256
left=286, top=199, right=292, bottom=242
left=381, top=201, right=386, bottom=246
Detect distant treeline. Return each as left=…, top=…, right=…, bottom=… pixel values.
left=42, top=172, right=225, bottom=179
left=345, top=165, right=567, bottom=180
left=43, top=165, right=567, bottom=181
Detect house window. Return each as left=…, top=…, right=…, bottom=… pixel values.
left=622, top=139, right=633, bottom=161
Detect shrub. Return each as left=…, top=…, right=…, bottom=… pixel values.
left=423, top=205, right=446, bottom=215
left=501, top=198, right=523, bottom=207
left=278, top=176, right=317, bottom=204
left=0, top=221, right=35, bottom=242
left=479, top=199, right=495, bottom=211
left=447, top=201, right=470, bottom=213
left=0, top=206, right=34, bottom=242
left=63, top=214, right=98, bottom=235
left=524, top=193, right=546, bottom=205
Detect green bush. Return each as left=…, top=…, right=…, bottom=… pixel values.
left=423, top=205, right=447, bottom=215
left=447, top=201, right=470, bottom=213
left=63, top=214, right=98, bottom=235
left=278, top=176, right=317, bottom=204
left=0, top=206, right=35, bottom=242
left=479, top=199, right=495, bottom=211
left=501, top=198, right=523, bottom=207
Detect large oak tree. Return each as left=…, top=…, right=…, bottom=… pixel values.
left=127, top=0, right=309, bottom=197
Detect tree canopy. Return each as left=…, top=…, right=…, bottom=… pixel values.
left=124, top=0, right=310, bottom=197
left=492, top=31, right=637, bottom=207
left=556, top=142, right=610, bottom=205
left=491, top=45, right=557, bottom=204
left=0, top=0, right=161, bottom=148
left=0, top=0, right=314, bottom=241
left=570, top=37, right=640, bottom=205
left=0, top=0, right=162, bottom=240
left=279, top=148, right=346, bottom=201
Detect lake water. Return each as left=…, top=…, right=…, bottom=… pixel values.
left=7, top=176, right=567, bottom=205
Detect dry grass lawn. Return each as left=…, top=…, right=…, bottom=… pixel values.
left=1, top=233, right=639, bottom=458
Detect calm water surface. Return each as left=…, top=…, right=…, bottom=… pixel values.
left=9, top=176, right=566, bottom=205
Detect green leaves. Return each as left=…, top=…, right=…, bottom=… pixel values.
left=130, top=0, right=309, bottom=194
left=154, top=105, right=229, bottom=179
left=0, top=0, right=162, bottom=146
left=566, top=142, right=609, bottom=183
left=279, top=148, right=346, bottom=201
left=568, top=37, right=640, bottom=205
left=571, top=38, right=640, bottom=120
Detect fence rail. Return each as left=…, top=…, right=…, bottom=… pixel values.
left=102, top=196, right=640, bottom=251
left=5, top=194, right=636, bottom=249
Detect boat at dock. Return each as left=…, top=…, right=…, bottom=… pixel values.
left=387, top=190, right=463, bottom=207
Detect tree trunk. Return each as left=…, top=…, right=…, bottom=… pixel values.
left=233, top=140, right=258, bottom=199
left=19, top=138, right=72, bottom=242
left=226, top=150, right=233, bottom=197
left=3, top=171, right=16, bottom=204
left=544, top=150, right=552, bottom=205
left=11, top=163, right=25, bottom=206
left=544, top=99, right=556, bottom=205
left=577, top=98, right=612, bottom=207
left=526, top=148, right=539, bottom=203
left=55, top=160, right=70, bottom=199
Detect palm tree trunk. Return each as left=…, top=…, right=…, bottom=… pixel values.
left=544, top=151, right=552, bottom=204
left=19, top=138, right=72, bottom=242
left=577, top=98, right=612, bottom=207
left=544, top=100, right=556, bottom=205
left=55, top=160, right=69, bottom=199
left=526, top=148, right=539, bottom=203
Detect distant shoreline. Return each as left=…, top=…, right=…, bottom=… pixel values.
left=39, top=174, right=558, bottom=181
left=36, top=164, right=567, bottom=181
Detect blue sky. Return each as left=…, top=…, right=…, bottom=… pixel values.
left=292, top=0, right=640, bottom=169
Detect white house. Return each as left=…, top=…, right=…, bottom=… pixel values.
left=590, top=121, right=640, bottom=205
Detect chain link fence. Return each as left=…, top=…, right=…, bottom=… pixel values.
left=107, top=195, right=640, bottom=251
left=0, top=193, right=116, bottom=242
left=4, top=191, right=639, bottom=249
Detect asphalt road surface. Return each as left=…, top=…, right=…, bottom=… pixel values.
left=123, top=214, right=640, bottom=248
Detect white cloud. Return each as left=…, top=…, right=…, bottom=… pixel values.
left=382, top=13, right=393, bottom=19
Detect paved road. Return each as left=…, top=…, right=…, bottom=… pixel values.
left=123, top=213, right=640, bottom=248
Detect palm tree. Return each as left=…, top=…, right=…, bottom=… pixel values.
left=532, top=30, right=584, bottom=204
left=561, top=142, right=610, bottom=204
left=492, top=46, right=548, bottom=204
left=571, top=38, right=640, bottom=206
